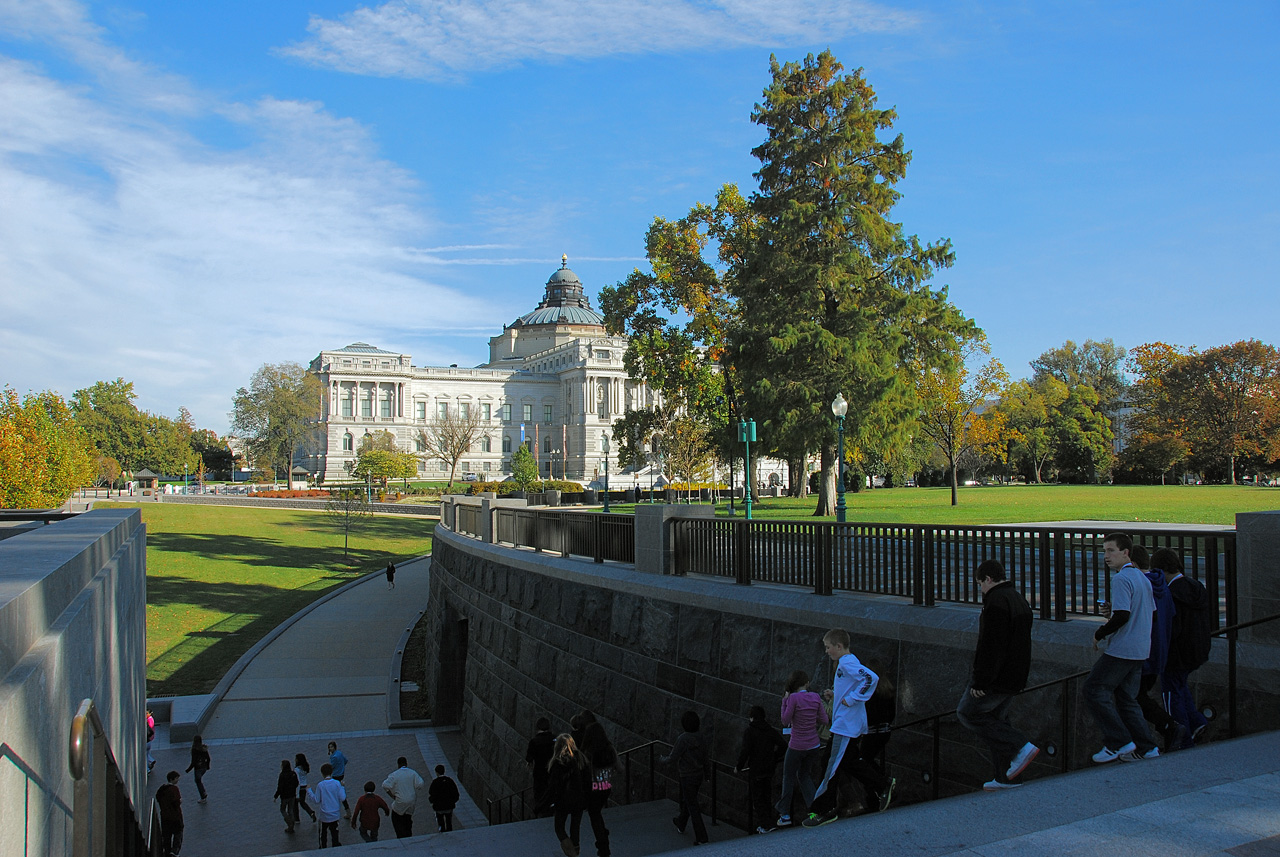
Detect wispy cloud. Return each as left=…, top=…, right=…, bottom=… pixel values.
left=280, top=0, right=922, bottom=79
left=0, top=2, right=501, bottom=431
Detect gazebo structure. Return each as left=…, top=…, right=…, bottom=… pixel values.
left=133, top=469, right=159, bottom=495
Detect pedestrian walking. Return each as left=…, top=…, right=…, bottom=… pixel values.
left=429, top=764, right=461, bottom=832
left=386, top=561, right=396, bottom=589
left=548, top=734, right=592, bottom=857
left=660, top=711, right=709, bottom=845
left=1154, top=548, right=1212, bottom=745
left=1130, top=545, right=1188, bottom=751
left=579, top=722, right=617, bottom=855
left=526, top=716, right=556, bottom=816
left=327, top=741, right=352, bottom=817
left=295, top=753, right=317, bottom=822
left=310, top=763, right=347, bottom=848
left=275, top=760, right=299, bottom=833
left=775, top=669, right=828, bottom=826
left=736, top=705, right=786, bottom=833
left=156, top=771, right=184, bottom=856
left=185, top=736, right=210, bottom=803
left=146, top=710, right=156, bottom=774
left=351, top=781, right=390, bottom=842
left=382, top=756, right=425, bottom=838
left=956, top=559, right=1040, bottom=790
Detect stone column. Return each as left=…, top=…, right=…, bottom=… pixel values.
left=1235, top=511, right=1280, bottom=644
left=634, top=504, right=714, bottom=575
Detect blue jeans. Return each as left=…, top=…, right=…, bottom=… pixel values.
left=956, top=686, right=1031, bottom=781
left=1084, top=653, right=1156, bottom=753
left=775, top=746, right=820, bottom=816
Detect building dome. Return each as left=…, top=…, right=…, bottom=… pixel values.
left=511, top=255, right=605, bottom=328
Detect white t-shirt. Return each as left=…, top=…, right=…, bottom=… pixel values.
left=829, top=653, right=878, bottom=738
left=1105, top=564, right=1154, bottom=660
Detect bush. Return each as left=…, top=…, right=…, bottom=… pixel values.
left=466, top=479, right=584, bottom=496
left=250, top=489, right=330, bottom=498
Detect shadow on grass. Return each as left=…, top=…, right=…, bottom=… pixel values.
left=146, top=518, right=435, bottom=570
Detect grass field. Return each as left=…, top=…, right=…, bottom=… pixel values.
left=611, top=484, right=1280, bottom=526
left=103, top=503, right=434, bottom=698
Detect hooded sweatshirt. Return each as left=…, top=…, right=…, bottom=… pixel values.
left=1143, top=570, right=1176, bottom=676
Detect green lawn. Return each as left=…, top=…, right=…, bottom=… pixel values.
left=103, top=503, right=434, bottom=698
left=609, top=484, right=1280, bottom=526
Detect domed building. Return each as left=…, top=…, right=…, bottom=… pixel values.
left=310, top=257, right=657, bottom=483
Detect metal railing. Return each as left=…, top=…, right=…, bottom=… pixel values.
left=69, top=698, right=157, bottom=857
left=494, top=509, right=635, bottom=564
left=673, top=519, right=1235, bottom=623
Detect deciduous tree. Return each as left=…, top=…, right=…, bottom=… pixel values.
left=1031, top=338, right=1128, bottom=412
left=230, top=362, right=322, bottom=482
left=1000, top=378, right=1069, bottom=483
left=416, top=409, right=484, bottom=491
left=509, top=445, right=539, bottom=491
left=324, top=488, right=370, bottom=562
left=1, top=387, right=95, bottom=507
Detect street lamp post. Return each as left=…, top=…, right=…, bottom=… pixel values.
left=716, top=395, right=736, bottom=516
left=183, top=463, right=188, bottom=493
left=601, top=434, right=611, bottom=513
left=832, top=393, right=848, bottom=523
left=738, top=419, right=756, bottom=520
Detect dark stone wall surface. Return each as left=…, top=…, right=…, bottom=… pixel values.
left=425, top=527, right=1280, bottom=827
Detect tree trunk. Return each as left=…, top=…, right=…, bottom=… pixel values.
left=813, top=444, right=836, bottom=516
left=950, top=458, right=959, bottom=506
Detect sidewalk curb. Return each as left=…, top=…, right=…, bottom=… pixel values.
left=160, top=552, right=432, bottom=742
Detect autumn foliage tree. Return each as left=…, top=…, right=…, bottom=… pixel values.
left=1, top=387, right=95, bottom=507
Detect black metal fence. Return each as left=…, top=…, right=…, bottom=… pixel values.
left=672, top=519, right=1235, bottom=624
left=490, top=509, right=636, bottom=564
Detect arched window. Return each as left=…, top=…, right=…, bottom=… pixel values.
left=502, top=436, right=512, bottom=453
left=542, top=436, right=551, bottom=453
left=342, top=432, right=353, bottom=451
left=482, top=436, right=492, bottom=452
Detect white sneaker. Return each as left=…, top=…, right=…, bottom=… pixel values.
left=776, top=814, right=791, bottom=826
left=1006, top=743, right=1040, bottom=780
left=983, top=780, right=1023, bottom=791
left=1092, top=742, right=1136, bottom=763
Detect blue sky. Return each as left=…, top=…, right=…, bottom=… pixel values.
left=2, top=0, right=1277, bottom=433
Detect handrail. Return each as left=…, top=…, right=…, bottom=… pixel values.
left=69, top=698, right=151, bottom=857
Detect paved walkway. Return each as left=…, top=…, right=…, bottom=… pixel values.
left=145, top=556, right=488, bottom=857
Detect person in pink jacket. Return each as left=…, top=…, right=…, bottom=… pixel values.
left=774, top=669, right=829, bottom=825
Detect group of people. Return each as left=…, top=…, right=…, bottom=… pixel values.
left=957, top=532, right=1214, bottom=793
left=152, top=736, right=461, bottom=855
left=525, top=712, right=619, bottom=857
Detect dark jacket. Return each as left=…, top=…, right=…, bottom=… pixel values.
left=736, top=718, right=786, bottom=775
left=428, top=774, right=460, bottom=811
left=971, top=581, right=1033, bottom=694
left=661, top=731, right=709, bottom=780
left=186, top=746, right=210, bottom=774
left=546, top=759, right=591, bottom=812
left=274, top=769, right=299, bottom=801
left=1144, top=571, right=1176, bottom=675
left=526, top=730, right=555, bottom=781
left=1167, top=574, right=1213, bottom=671
left=156, top=783, right=183, bottom=829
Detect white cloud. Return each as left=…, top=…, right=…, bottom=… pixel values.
left=0, top=12, right=501, bottom=433
left=280, top=0, right=921, bottom=79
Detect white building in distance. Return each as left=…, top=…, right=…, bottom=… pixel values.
left=310, top=257, right=661, bottom=484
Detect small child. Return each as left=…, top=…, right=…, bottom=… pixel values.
left=351, top=781, right=390, bottom=842
left=776, top=669, right=829, bottom=825
left=736, top=705, right=786, bottom=833
left=428, top=764, right=460, bottom=832
left=660, top=711, right=709, bottom=845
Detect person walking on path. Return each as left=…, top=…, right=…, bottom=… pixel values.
left=661, top=711, right=709, bottom=846
left=548, top=734, right=592, bottom=857
left=274, top=760, right=300, bottom=833
left=382, top=755, right=425, bottom=838
left=736, top=705, right=786, bottom=833
left=803, top=629, right=892, bottom=827
left=775, top=669, right=828, bottom=826
left=295, top=753, right=317, bottom=822
left=146, top=710, right=156, bottom=774
left=527, top=716, right=556, bottom=816
left=429, top=764, right=461, bottom=832
left=386, top=561, right=396, bottom=589
left=1130, top=545, right=1187, bottom=751
left=351, top=781, right=391, bottom=842
left=580, top=722, right=617, bottom=855
left=185, top=736, right=211, bottom=803
left=956, top=559, right=1040, bottom=790
left=1086, top=533, right=1160, bottom=764
left=156, top=770, right=184, bottom=857
left=311, top=763, right=347, bottom=848
left=1154, top=548, right=1212, bottom=745
left=327, top=741, right=352, bottom=817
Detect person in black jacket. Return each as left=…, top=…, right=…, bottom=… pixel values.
left=274, top=760, right=300, bottom=833
left=735, top=706, right=786, bottom=833
left=428, top=765, right=460, bottom=832
left=956, top=559, right=1039, bottom=790
left=526, top=717, right=556, bottom=816
left=547, top=735, right=592, bottom=857
left=1153, top=548, right=1212, bottom=746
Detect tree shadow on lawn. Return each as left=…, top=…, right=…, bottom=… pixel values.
left=146, top=520, right=434, bottom=571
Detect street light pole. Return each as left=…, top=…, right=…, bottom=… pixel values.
left=832, top=393, right=848, bottom=523
left=738, top=419, right=756, bottom=520
left=602, top=434, right=611, bottom=513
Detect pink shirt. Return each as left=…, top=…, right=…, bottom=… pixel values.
left=781, top=690, right=829, bottom=751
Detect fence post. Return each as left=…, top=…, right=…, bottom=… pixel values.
left=1038, top=531, right=1052, bottom=621
left=1053, top=532, right=1067, bottom=621
left=735, top=519, right=750, bottom=586
left=560, top=512, right=570, bottom=558
left=816, top=524, right=833, bottom=595
left=912, top=526, right=925, bottom=606
left=594, top=514, right=604, bottom=563
left=923, top=526, right=936, bottom=607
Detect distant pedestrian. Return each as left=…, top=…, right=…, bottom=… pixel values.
left=660, top=711, right=709, bottom=845
left=351, top=781, right=390, bottom=842
left=146, top=710, right=156, bottom=773
left=295, top=753, right=317, bottom=822
left=526, top=716, right=556, bottom=815
left=327, top=741, right=351, bottom=817
left=274, top=760, right=299, bottom=833
left=548, top=735, right=592, bottom=857
left=311, top=763, right=347, bottom=848
left=775, top=670, right=828, bottom=826
left=429, top=764, right=460, bottom=832
left=580, top=722, right=617, bottom=855
left=382, top=756, right=425, bottom=838
left=156, top=771, right=184, bottom=856
left=956, top=559, right=1039, bottom=790
left=185, top=736, right=210, bottom=803
left=1154, top=548, right=1212, bottom=745
left=386, top=561, right=396, bottom=589
left=736, top=705, right=786, bottom=833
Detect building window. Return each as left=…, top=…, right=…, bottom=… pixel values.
left=502, top=403, right=511, bottom=422
left=415, top=402, right=426, bottom=421
left=482, top=436, right=492, bottom=452
left=437, top=402, right=448, bottom=420
left=381, top=390, right=392, bottom=418
left=361, top=394, right=372, bottom=418
left=503, top=436, right=512, bottom=453
left=543, top=436, right=551, bottom=454
left=342, top=396, right=353, bottom=418
left=523, top=404, right=532, bottom=422
left=460, top=402, right=470, bottom=420
left=543, top=404, right=553, bottom=424
left=482, top=403, right=491, bottom=421
left=342, top=432, right=353, bottom=451
left=484, top=461, right=491, bottom=472
left=414, top=437, right=425, bottom=452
